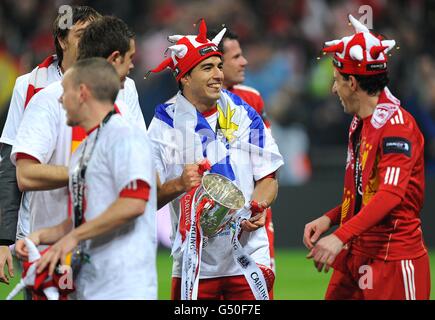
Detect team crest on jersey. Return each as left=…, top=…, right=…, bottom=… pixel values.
left=371, top=103, right=398, bottom=129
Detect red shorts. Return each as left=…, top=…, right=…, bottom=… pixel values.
left=171, top=275, right=274, bottom=300
left=326, top=251, right=431, bottom=300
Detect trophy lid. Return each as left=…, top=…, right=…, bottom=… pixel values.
left=201, top=174, right=245, bottom=210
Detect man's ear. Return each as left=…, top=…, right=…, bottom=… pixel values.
left=58, top=36, right=67, bottom=51
left=78, top=83, right=90, bottom=102
left=349, top=75, right=358, bottom=92
left=107, top=51, right=122, bottom=65
left=181, top=74, right=190, bottom=88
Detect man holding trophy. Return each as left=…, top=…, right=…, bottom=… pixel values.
left=147, top=19, right=284, bottom=300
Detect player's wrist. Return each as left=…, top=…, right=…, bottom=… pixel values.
left=69, top=228, right=82, bottom=244
left=28, top=231, right=42, bottom=246
left=333, top=227, right=352, bottom=245
left=250, top=199, right=269, bottom=211
left=321, top=215, right=332, bottom=228
left=175, top=176, right=188, bottom=193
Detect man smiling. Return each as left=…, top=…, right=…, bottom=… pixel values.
left=147, top=19, right=283, bottom=300
left=304, top=15, right=430, bottom=300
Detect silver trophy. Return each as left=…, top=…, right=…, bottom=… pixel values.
left=195, top=173, right=245, bottom=237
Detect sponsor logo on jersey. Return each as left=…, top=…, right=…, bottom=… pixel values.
left=383, top=137, right=411, bottom=157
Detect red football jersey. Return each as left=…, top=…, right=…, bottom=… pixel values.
left=350, top=106, right=427, bottom=261
left=228, top=84, right=270, bottom=128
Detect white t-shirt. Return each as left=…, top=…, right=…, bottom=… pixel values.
left=147, top=90, right=284, bottom=278
left=11, top=77, right=146, bottom=236
left=0, top=62, right=62, bottom=145
left=0, top=61, right=62, bottom=240
left=69, top=114, right=157, bottom=300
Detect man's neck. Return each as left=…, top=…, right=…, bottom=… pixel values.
left=80, top=102, right=115, bottom=133
left=356, top=92, right=381, bottom=119
left=60, top=57, right=72, bottom=75
left=182, top=91, right=217, bottom=114
left=223, top=80, right=239, bottom=90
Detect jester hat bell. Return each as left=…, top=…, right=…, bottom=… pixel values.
left=148, top=19, right=226, bottom=81
left=322, top=14, right=396, bottom=75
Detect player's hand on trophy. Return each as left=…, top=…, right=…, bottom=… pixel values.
left=179, top=164, right=202, bottom=192
left=241, top=200, right=268, bottom=232
left=15, top=233, right=41, bottom=261
left=0, top=246, right=14, bottom=284
left=303, top=215, right=332, bottom=250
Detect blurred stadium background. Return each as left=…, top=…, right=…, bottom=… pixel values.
left=1, top=0, right=434, bottom=299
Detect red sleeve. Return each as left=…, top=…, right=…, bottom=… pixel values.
left=377, top=122, right=421, bottom=199
left=324, top=205, right=342, bottom=226
left=16, top=152, right=40, bottom=163
left=333, top=190, right=401, bottom=244
left=119, top=180, right=150, bottom=201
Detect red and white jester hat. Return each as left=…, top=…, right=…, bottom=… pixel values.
left=147, top=19, right=226, bottom=81
left=322, top=14, right=396, bottom=75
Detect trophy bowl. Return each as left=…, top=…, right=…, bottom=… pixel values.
left=195, top=173, right=245, bottom=237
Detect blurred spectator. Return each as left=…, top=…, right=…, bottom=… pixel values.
left=405, top=55, right=435, bottom=175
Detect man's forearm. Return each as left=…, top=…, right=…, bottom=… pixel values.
left=37, top=218, right=73, bottom=245
left=251, top=177, right=278, bottom=208
left=16, top=159, right=69, bottom=191
left=71, top=198, right=146, bottom=242
left=157, top=176, right=185, bottom=209
left=334, top=190, right=401, bottom=244
left=0, top=143, right=21, bottom=244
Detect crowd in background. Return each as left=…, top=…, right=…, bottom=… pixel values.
left=1, top=0, right=434, bottom=183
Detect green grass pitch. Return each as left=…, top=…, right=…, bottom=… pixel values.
left=1, top=249, right=434, bottom=300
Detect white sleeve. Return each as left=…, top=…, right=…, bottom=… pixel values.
left=251, top=126, right=284, bottom=181
left=10, top=92, right=60, bottom=165
left=124, top=78, right=147, bottom=132
left=147, top=118, right=169, bottom=183
left=0, top=74, right=30, bottom=145
left=107, top=130, right=153, bottom=193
